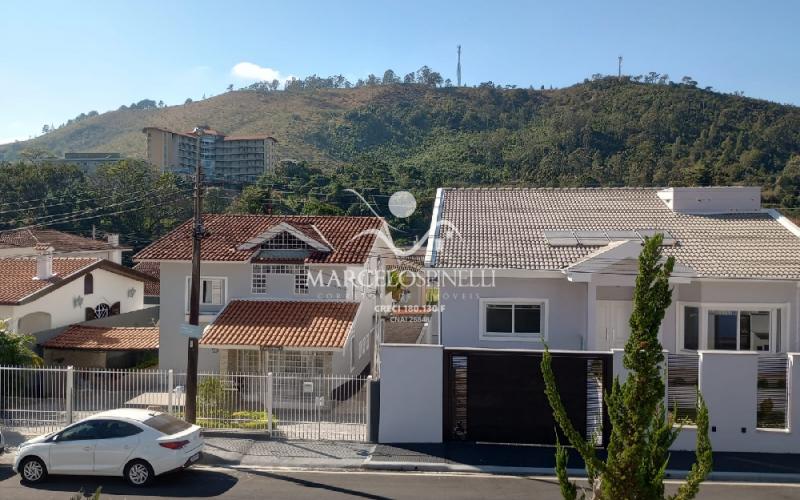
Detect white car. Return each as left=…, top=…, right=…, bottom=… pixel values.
left=13, top=409, right=203, bottom=486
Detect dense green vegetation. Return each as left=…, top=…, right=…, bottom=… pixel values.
left=0, top=161, right=192, bottom=258
left=2, top=75, right=799, bottom=248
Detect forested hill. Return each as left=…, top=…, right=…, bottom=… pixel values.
left=3, top=76, right=800, bottom=208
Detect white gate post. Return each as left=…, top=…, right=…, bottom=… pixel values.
left=168, top=369, right=174, bottom=415
left=267, top=372, right=274, bottom=436
left=366, top=375, right=373, bottom=441
left=65, top=366, right=74, bottom=425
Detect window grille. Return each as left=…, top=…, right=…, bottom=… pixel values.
left=267, top=350, right=326, bottom=376
left=260, top=232, right=310, bottom=249
left=252, top=264, right=308, bottom=294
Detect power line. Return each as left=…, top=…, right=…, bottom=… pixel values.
left=0, top=187, right=193, bottom=227
left=0, top=185, right=192, bottom=216
left=0, top=192, right=192, bottom=234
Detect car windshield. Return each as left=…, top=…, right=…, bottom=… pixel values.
left=142, top=413, right=192, bottom=435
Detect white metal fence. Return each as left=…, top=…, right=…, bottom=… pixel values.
left=0, top=365, right=371, bottom=441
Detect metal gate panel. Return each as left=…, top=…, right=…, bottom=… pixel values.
left=445, top=350, right=612, bottom=446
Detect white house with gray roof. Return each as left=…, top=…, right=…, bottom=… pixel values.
left=424, top=186, right=800, bottom=354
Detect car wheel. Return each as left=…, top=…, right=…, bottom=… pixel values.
left=20, top=456, right=47, bottom=484
left=124, top=459, right=154, bottom=487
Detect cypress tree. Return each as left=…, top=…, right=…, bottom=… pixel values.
left=541, top=234, right=712, bottom=499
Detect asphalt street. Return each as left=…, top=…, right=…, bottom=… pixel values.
left=2, top=465, right=800, bottom=499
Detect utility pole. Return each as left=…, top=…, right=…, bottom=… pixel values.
left=457, top=45, right=462, bottom=87
left=618, top=55, right=623, bottom=79
left=185, top=130, right=204, bottom=424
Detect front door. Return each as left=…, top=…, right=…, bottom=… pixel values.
left=596, top=300, right=633, bottom=350
left=49, top=421, right=101, bottom=474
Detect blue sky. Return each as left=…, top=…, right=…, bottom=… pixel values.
left=1, top=0, right=798, bottom=145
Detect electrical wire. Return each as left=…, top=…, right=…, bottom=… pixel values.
left=0, top=187, right=193, bottom=228
left=0, top=183, right=192, bottom=215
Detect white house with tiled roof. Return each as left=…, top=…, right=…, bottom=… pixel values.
left=135, top=214, right=397, bottom=374
left=0, top=251, right=150, bottom=343
left=0, top=228, right=129, bottom=263
left=425, top=186, right=800, bottom=354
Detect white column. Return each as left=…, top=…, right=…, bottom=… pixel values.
left=586, top=282, right=597, bottom=350
left=65, top=366, right=74, bottom=425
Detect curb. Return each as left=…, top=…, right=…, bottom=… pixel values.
left=362, top=460, right=800, bottom=483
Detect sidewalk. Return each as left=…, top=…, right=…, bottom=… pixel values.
left=365, top=442, right=800, bottom=481
left=199, top=432, right=373, bottom=469
left=4, top=430, right=800, bottom=482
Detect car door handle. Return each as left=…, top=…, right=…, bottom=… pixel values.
left=83, top=446, right=92, bottom=451
left=124, top=445, right=131, bottom=449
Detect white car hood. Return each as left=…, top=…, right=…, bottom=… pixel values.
left=19, top=433, right=52, bottom=448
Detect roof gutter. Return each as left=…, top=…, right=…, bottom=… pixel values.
left=424, top=188, right=444, bottom=268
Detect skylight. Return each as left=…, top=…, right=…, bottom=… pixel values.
left=543, top=230, right=677, bottom=247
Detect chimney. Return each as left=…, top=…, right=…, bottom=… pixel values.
left=34, top=245, right=55, bottom=280
left=107, top=233, right=120, bottom=247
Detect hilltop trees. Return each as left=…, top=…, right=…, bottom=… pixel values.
left=246, top=66, right=449, bottom=92
left=383, top=69, right=399, bottom=84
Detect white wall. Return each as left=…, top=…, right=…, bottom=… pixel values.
left=671, top=351, right=800, bottom=453
left=331, top=301, right=376, bottom=376
left=379, top=344, right=443, bottom=443
left=5, top=268, right=144, bottom=335
left=438, top=276, right=587, bottom=350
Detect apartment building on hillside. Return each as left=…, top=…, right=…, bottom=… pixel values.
left=142, top=126, right=277, bottom=182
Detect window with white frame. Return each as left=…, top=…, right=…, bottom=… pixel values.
left=480, top=299, right=547, bottom=340
left=678, top=303, right=785, bottom=352
left=294, top=266, right=309, bottom=294
left=252, top=264, right=269, bottom=294
left=186, top=277, right=226, bottom=311
left=267, top=350, right=325, bottom=375
left=234, top=350, right=261, bottom=374
left=260, top=232, right=309, bottom=249
left=252, top=264, right=309, bottom=295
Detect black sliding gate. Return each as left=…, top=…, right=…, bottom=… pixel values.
left=444, top=349, right=613, bottom=446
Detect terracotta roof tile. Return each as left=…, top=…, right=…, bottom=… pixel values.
left=200, top=300, right=359, bottom=349
left=134, top=215, right=384, bottom=264
left=0, top=229, right=127, bottom=252
left=432, top=188, right=800, bottom=279
left=43, top=325, right=159, bottom=351
left=0, top=258, right=99, bottom=304
left=0, top=257, right=151, bottom=305
left=133, top=262, right=160, bottom=296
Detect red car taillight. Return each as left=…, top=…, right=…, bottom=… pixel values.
left=159, top=440, right=190, bottom=450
